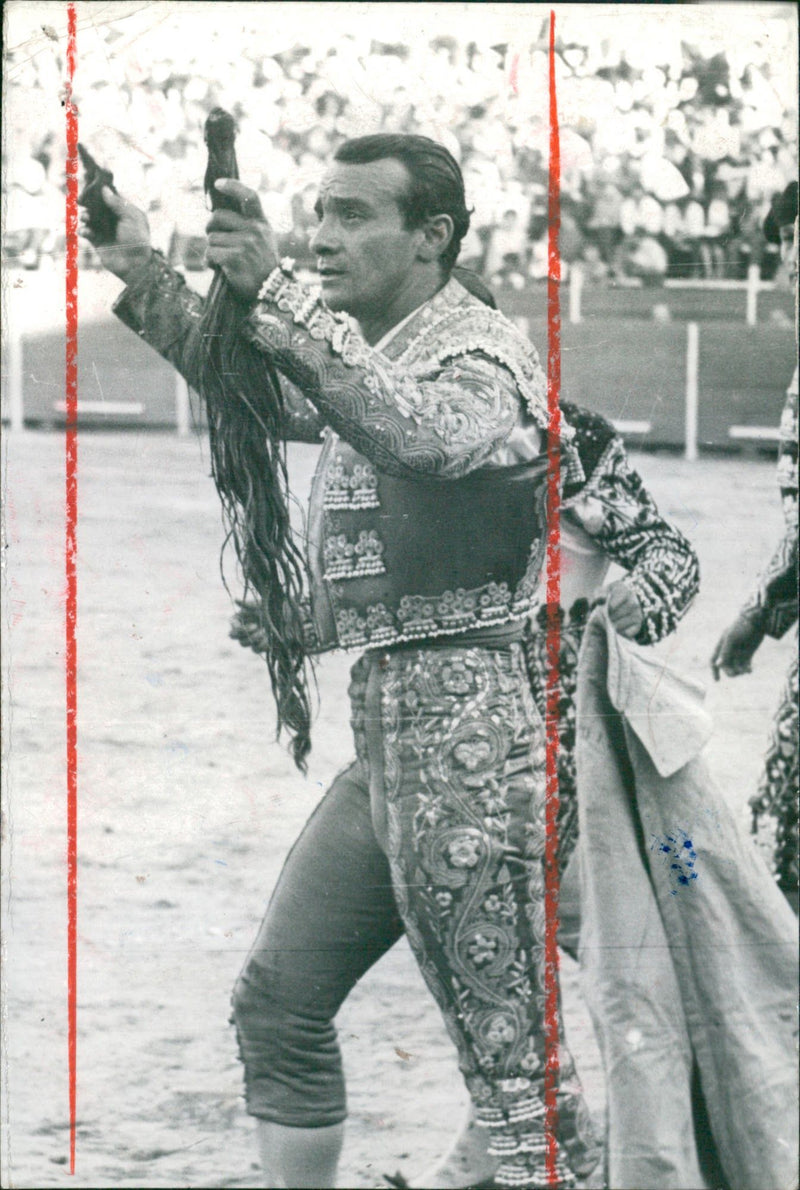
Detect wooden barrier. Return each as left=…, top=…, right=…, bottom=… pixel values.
left=2, top=275, right=795, bottom=453
left=514, top=315, right=792, bottom=450
left=684, top=322, right=698, bottom=462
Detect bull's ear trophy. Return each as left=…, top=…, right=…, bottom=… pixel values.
left=187, top=107, right=313, bottom=769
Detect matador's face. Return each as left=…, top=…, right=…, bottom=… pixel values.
left=311, top=158, right=427, bottom=327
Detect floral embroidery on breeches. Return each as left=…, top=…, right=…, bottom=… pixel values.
left=750, top=643, right=799, bottom=898
left=351, top=643, right=600, bottom=1188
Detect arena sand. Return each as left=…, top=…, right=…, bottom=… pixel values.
left=2, top=431, right=793, bottom=1188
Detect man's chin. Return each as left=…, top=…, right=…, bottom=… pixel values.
left=318, top=278, right=349, bottom=312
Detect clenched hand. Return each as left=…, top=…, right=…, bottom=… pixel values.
left=710, top=610, right=766, bottom=680
left=205, top=179, right=278, bottom=301
left=598, top=580, right=644, bottom=639
left=80, top=186, right=153, bottom=284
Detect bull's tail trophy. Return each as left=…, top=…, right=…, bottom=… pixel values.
left=189, top=108, right=312, bottom=769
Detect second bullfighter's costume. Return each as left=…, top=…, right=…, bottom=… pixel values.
left=112, top=254, right=697, bottom=1187
left=525, top=401, right=699, bottom=870
left=745, top=366, right=799, bottom=903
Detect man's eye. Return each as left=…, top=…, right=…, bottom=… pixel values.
left=342, top=210, right=363, bottom=222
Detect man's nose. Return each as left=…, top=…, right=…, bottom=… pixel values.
left=311, top=217, right=339, bottom=256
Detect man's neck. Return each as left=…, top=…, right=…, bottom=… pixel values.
left=358, top=270, right=447, bottom=345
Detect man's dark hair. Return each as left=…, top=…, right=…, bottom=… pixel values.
left=452, top=265, right=498, bottom=308
left=334, top=133, right=471, bottom=272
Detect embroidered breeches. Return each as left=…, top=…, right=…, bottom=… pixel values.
left=232, top=641, right=599, bottom=1188
left=751, top=642, right=799, bottom=907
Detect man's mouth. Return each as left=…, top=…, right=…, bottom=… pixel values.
left=318, top=266, right=345, bottom=278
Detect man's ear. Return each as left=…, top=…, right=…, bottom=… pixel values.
left=417, top=214, right=454, bottom=263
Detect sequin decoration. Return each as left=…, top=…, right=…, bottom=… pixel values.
left=323, top=454, right=380, bottom=510
left=323, top=529, right=386, bottom=580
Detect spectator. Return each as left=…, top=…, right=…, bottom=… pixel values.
left=558, top=197, right=586, bottom=276
left=683, top=194, right=708, bottom=277
left=701, top=180, right=731, bottom=277
left=587, top=176, right=623, bottom=269
left=619, top=183, right=642, bottom=240
left=624, top=233, right=669, bottom=285
left=281, top=182, right=320, bottom=266
left=3, top=157, right=62, bottom=270
left=639, top=190, right=665, bottom=238
left=484, top=206, right=528, bottom=288
left=5, top=9, right=796, bottom=288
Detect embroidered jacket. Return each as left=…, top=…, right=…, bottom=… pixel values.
left=114, top=253, right=578, bottom=652
left=742, top=367, right=798, bottom=639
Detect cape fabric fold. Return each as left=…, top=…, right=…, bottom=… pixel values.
left=575, top=608, right=798, bottom=1190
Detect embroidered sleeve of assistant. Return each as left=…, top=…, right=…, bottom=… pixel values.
left=741, top=522, right=798, bottom=639
left=563, top=434, right=700, bottom=645
left=244, top=269, right=519, bottom=478
left=112, top=251, right=325, bottom=443
left=741, top=378, right=799, bottom=638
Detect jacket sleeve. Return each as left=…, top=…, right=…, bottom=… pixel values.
left=740, top=527, right=798, bottom=639
left=243, top=265, right=522, bottom=479
left=561, top=403, right=700, bottom=645
left=740, top=376, right=799, bottom=638
left=112, top=251, right=326, bottom=443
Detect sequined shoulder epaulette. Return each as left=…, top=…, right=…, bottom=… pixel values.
left=385, top=279, right=550, bottom=431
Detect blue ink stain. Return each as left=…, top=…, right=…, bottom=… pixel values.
left=650, top=829, right=699, bottom=894
left=214, top=859, right=228, bottom=866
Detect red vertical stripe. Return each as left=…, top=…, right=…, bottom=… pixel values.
left=509, top=51, right=520, bottom=96
left=544, top=10, right=562, bottom=1185
left=65, top=3, right=79, bottom=1174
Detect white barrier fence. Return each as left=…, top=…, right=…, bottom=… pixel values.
left=3, top=269, right=789, bottom=456
left=567, top=262, right=773, bottom=327
left=685, top=322, right=699, bottom=463
left=513, top=314, right=702, bottom=461
left=3, top=318, right=193, bottom=436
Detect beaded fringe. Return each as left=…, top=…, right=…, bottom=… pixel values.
left=475, top=1098, right=578, bottom=1189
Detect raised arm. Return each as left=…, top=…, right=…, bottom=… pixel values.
left=100, top=177, right=525, bottom=468
left=112, top=245, right=517, bottom=463
left=244, top=265, right=521, bottom=478
left=112, top=250, right=207, bottom=390
left=79, top=180, right=323, bottom=441
left=113, top=252, right=325, bottom=443
left=81, top=184, right=213, bottom=397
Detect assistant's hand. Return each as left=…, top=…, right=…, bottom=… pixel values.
left=710, top=611, right=765, bottom=681
left=80, top=187, right=153, bottom=283
left=229, top=599, right=269, bottom=656
left=598, top=580, right=644, bottom=639
left=205, top=179, right=278, bottom=301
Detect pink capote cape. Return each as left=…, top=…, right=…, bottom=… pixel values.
left=574, top=608, right=798, bottom=1190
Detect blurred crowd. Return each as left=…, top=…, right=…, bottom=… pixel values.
left=4, top=8, right=797, bottom=287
